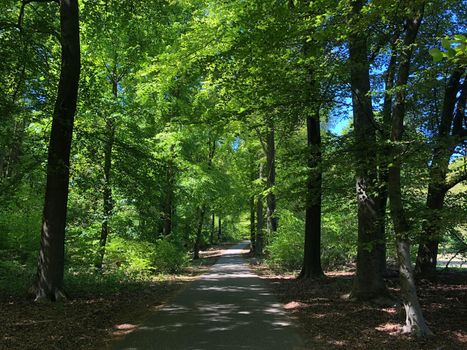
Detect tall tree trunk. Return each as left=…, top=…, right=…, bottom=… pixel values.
left=266, top=120, right=277, bottom=237
left=415, top=68, right=465, bottom=279
left=96, top=118, right=115, bottom=269
left=255, top=163, right=264, bottom=256
left=348, top=0, right=388, bottom=300
left=193, top=206, right=206, bottom=260
left=300, top=112, right=323, bottom=278
left=210, top=213, right=215, bottom=245
left=299, top=36, right=323, bottom=278
left=33, top=0, right=80, bottom=302
left=376, top=35, right=400, bottom=277
left=217, top=216, right=222, bottom=242
left=162, top=160, right=175, bottom=236
left=388, top=4, right=431, bottom=337
left=96, top=68, right=118, bottom=269
left=250, top=196, right=256, bottom=252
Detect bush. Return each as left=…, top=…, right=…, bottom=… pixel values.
left=266, top=210, right=304, bottom=270
left=153, top=239, right=188, bottom=274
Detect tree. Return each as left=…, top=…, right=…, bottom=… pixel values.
left=415, top=67, right=467, bottom=279
left=33, top=0, right=80, bottom=301
left=387, top=1, right=432, bottom=336
left=348, top=0, right=388, bottom=300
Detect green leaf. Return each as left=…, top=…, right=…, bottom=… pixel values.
left=429, top=47, right=443, bottom=62
left=441, top=38, right=451, bottom=50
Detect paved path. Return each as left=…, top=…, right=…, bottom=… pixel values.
left=113, top=241, right=304, bottom=350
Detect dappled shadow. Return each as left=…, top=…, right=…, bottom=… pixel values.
left=113, top=242, right=303, bottom=350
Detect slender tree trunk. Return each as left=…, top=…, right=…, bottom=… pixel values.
left=348, top=0, right=388, bottom=300
left=388, top=4, right=431, bottom=337
left=193, top=206, right=206, bottom=260
left=96, top=68, right=118, bottom=269
left=217, top=216, right=222, bottom=242
left=415, top=68, right=465, bottom=279
left=210, top=213, right=215, bottom=245
left=415, top=189, right=446, bottom=278
left=376, top=36, right=399, bottom=277
left=250, top=196, right=256, bottom=252
left=255, top=163, right=264, bottom=256
left=96, top=118, right=114, bottom=269
left=266, top=120, right=277, bottom=237
left=33, top=0, right=80, bottom=302
left=162, top=160, right=174, bottom=236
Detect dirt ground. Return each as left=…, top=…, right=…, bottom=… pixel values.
left=253, top=265, right=467, bottom=350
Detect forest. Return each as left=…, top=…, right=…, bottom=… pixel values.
left=1, top=0, right=466, bottom=349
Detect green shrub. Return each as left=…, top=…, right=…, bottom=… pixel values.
left=266, top=210, right=304, bottom=270
left=153, top=239, right=188, bottom=274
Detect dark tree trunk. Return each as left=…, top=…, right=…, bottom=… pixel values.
left=415, top=68, right=465, bottom=279
left=210, top=213, right=215, bottom=245
left=376, top=36, right=399, bottom=277
left=299, top=39, right=323, bottom=278
left=33, top=0, right=80, bottom=302
left=217, top=216, right=222, bottom=242
left=193, top=206, right=206, bottom=260
left=300, top=112, right=323, bottom=278
left=96, top=74, right=117, bottom=269
left=348, top=0, right=388, bottom=300
left=255, top=164, right=264, bottom=256
left=250, top=196, right=256, bottom=252
left=266, top=120, right=277, bottom=236
left=162, top=160, right=175, bottom=236
left=388, top=4, right=431, bottom=337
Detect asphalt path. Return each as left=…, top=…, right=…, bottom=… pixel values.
left=113, top=241, right=304, bottom=350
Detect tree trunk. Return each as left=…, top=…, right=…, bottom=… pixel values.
left=300, top=112, right=323, bottom=278
left=348, top=0, right=388, bottom=300
left=96, top=73, right=117, bottom=269
left=299, top=42, right=323, bottom=278
left=210, top=213, right=215, bottom=245
left=217, top=216, right=222, bottom=242
left=415, top=68, right=465, bottom=279
left=250, top=196, right=256, bottom=252
left=162, top=160, right=174, bottom=236
left=193, top=206, right=206, bottom=260
left=33, top=0, right=80, bottom=302
left=388, top=4, right=431, bottom=336
left=266, top=120, right=277, bottom=237
left=255, top=164, right=264, bottom=256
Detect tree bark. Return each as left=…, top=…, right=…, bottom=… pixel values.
left=300, top=112, right=324, bottom=278
left=96, top=72, right=117, bottom=269
left=299, top=35, right=323, bottom=277
left=162, top=159, right=175, bottom=236
left=250, top=196, right=256, bottom=252
left=217, top=216, right=222, bottom=242
left=266, top=120, right=277, bottom=237
left=193, top=206, right=206, bottom=260
left=33, top=0, right=80, bottom=302
left=255, top=163, right=264, bottom=256
left=415, top=68, right=465, bottom=279
left=388, top=3, right=432, bottom=337
left=210, top=213, right=215, bottom=245
left=348, top=0, right=388, bottom=300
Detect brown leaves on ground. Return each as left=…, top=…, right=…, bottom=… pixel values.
left=1, top=281, right=184, bottom=350
left=256, top=267, right=467, bottom=350
left=0, top=244, right=228, bottom=350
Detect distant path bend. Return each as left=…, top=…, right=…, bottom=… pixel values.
left=113, top=241, right=304, bottom=350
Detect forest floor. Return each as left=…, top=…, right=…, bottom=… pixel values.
left=0, top=243, right=230, bottom=350
left=251, top=263, right=467, bottom=350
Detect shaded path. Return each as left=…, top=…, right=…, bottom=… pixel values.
left=113, top=241, right=304, bottom=350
